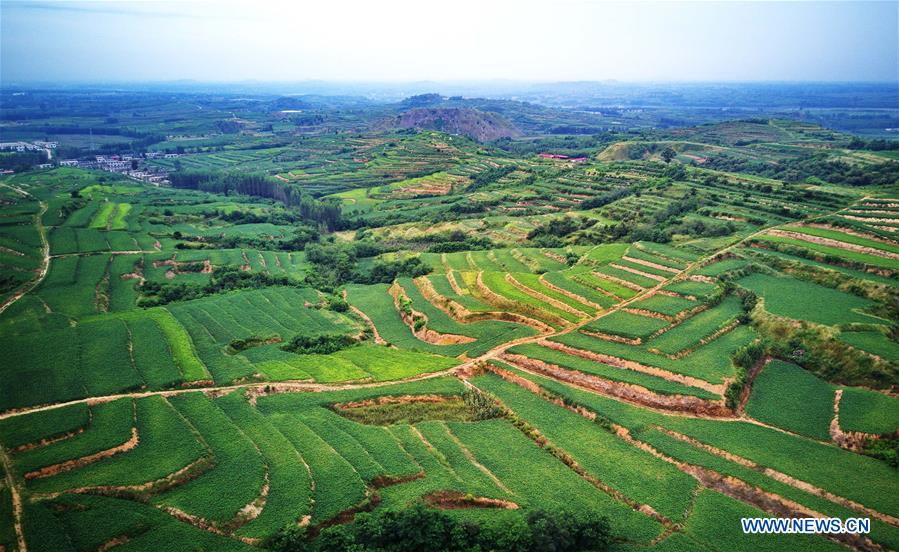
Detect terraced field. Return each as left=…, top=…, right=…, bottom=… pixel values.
left=1, top=115, right=898, bottom=552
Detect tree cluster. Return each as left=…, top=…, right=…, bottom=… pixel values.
left=269, top=505, right=612, bottom=552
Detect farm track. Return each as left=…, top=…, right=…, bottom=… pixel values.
left=0, top=446, right=26, bottom=552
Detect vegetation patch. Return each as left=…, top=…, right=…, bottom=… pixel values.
left=281, top=333, right=359, bottom=355
left=333, top=389, right=501, bottom=425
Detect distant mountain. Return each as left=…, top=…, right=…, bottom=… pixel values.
left=385, top=107, right=521, bottom=141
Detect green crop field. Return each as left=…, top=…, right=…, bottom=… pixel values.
left=745, top=360, right=836, bottom=440
left=583, top=310, right=669, bottom=340
left=737, top=272, right=883, bottom=325
left=1, top=83, right=898, bottom=552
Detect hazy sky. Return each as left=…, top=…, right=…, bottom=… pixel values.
left=2, top=0, right=897, bottom=83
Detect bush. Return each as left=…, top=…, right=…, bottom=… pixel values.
left=281, top=333, right=358, bottom=355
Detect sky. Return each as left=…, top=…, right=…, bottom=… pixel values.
left=1, top=0, right=897, bottom=84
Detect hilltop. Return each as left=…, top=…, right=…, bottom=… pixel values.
left=385, top=107, right=522, bottom=142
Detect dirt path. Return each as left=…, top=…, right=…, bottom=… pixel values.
left=0, top=446, right=26, bottom=552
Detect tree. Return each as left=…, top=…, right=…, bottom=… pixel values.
left=660, top=146, right=676, bottom=164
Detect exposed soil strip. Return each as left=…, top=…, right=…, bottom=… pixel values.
left=804, top=223, right=899, bottom=247
left=509, top=249, right=539, bottom=272
left=465, top=378, right=672, bottom=528
left=580, top=329, right=643, bottom=346
left=648, top=319, right=741, bottom=360
left=610, top=263, right=667, bottom=282
left=495, top=355, right=730, bottom=417
left=621, top=255, right=680, bottom=274
left=621, top=307, right=672, bottom=322
left=538, top=274, right=606, bottom=311
left=591, top=271, right=645, bottom=291
left=424, top=490, right=518, bottom=510
left=344, top=290, right=386, bottom=345
left=389, top=282, right=475, bottom=345
left=13, top=406, right=92, bottom=453
left=486, top=368, right=885, bottom=551
left=0, top=447, right=26, bottom=552
left=657, top=428, right=899, bottom=528
left=446, top=269, right=467, bottom=296
left=768, top=229, right=899, bottom=260
left=415, top=276, right=560, bottom=335
left=539, top=340, right=725, bottom=395
left=334, top=394, right=456, bottom=410
left=542, top=250, right=569, bottom=265
left=25, top=426, right=139, bottom=480
left=829, top=389, right=870, bottom=452
left=504, top=273, right=586, bottom=317
left=473, top=273, right=559, bottom=331
left=736, top=356, right=772, bottom=416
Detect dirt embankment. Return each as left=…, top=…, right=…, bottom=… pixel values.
left=473, top=272, right=563, bottom=330
left=467, top=374, right=672, bottom=527
left=829, top=389, right=873, bottom=452
left=491, top=367, right=889, bottom=552
left=621, top=255, right=680, bottom=274
left=736, top=356, right=772, bottom=416
left=610, top=263, right=666, bottom=282
left=539, top=340, right=725, bottom=395
left=415, top=275, right=554, bottom=334
left=389, top=282, right=475, bottom=345
left=495, top=354, right=730, bottom=417
left=343, top=290, right=386, bottom=345
left=335, top=394, right=455, bottom=410
left=591, top=271, right=644, bottom=291
left=768, top=229, right=899, bottom=260
left=538, top=274, right=605, bottom=311
left=25, top=426, right=139, bottom=480
left=424, top=490, right=518, bottom=510
left=504, top=273, right=585, bottom=317
left=648, top=319, right=741, bottom=360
